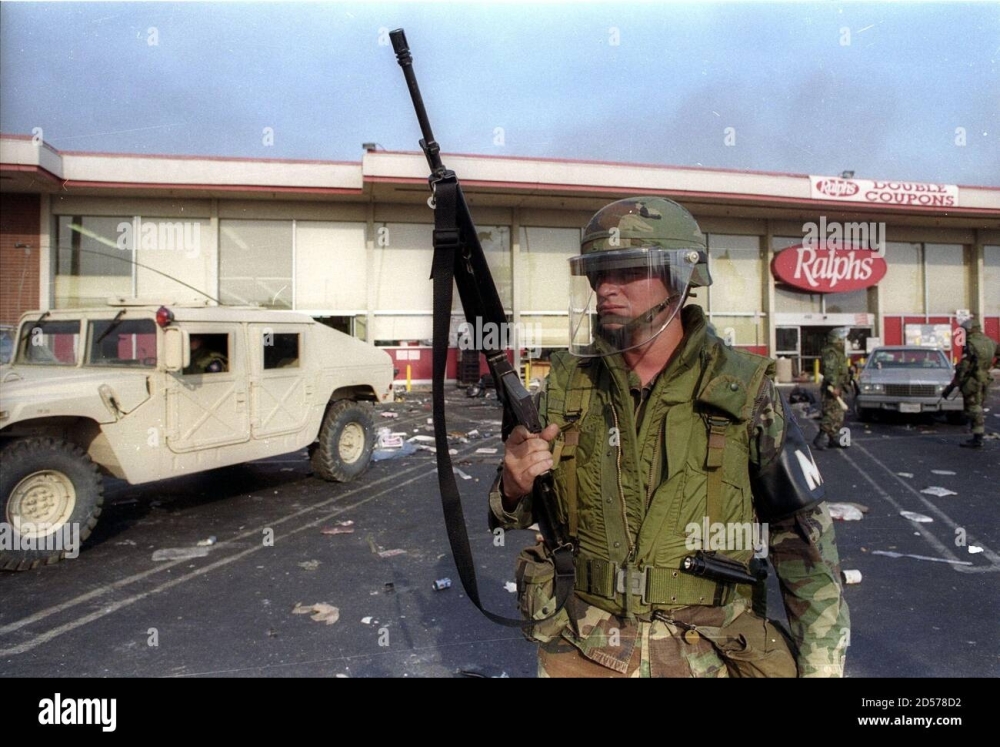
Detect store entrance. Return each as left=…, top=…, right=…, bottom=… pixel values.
left=776, top=325, right=872, bottom=378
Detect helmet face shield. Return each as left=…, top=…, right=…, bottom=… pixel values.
left=568, top=248, right=700, bottom=357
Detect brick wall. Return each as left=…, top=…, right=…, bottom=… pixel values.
left=0, top=193, right=41, bottom=325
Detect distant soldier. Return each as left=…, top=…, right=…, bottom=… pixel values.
left=943, top=318, right=1000, bottom=448
left=184, top=334, right=227, bottom=375
left=814, top=327, right=851, bottom=451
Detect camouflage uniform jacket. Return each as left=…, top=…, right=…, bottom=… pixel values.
left=956, top=330, right=1000, bottom=386
left=820, top=343, right=850, bottom=392
left=490, top=306, right=849, bottom=676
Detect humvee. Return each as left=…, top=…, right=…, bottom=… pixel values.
left=0, top=301, right=395, bottom=570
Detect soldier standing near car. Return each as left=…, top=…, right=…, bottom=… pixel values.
left=813, top=327, right=850, bottom=451
left=489, top=197, right=849, bottom=678
left=943, top=318, right=1000, bottom=448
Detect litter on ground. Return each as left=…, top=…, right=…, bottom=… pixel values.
left=920, top=486, right=958, bottom=497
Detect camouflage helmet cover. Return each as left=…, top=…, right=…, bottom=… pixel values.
left=827, top=327, right=849, bottom=342
left=580, top=197, right=712, bottom=287
left=960, top=317, right=980, bottom=332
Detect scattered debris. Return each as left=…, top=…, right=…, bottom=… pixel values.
left=872, top=550, right=972, bottom=566
left=841, top=570, right=862, bottom=585
left=475, top=447, right=498, bottom=455
left=920, top=486, right=958, bottom=497
left=827, top=503, right=864, bottom=521
left=267, top=628, right=279, bottom=638
left=280, top=467, right=294, bottom=472
left=196, top=536, right=217, bottom=547
left=896, top=472, right=914, bottom=478
left=321, top=520, right=355, bottom=536
left=504, top=581, right=517, bottom=593
left=298, top=560, right=321, bottom=571
left=900, top=511, right=933, bottom=523
left=378, top=548, right=407, bottom=559
left=152, top=546, right=211, bottom=561
left=292, top=602, right=340, bottom=625
left=384, top=582, right=395, bottom=593
left=115, top=539, right=138, bottom=547
left=376, top=427, right=404, bottom=449
left=379, top=411, right=399, bottom=419
left=968, top=546, right=984, bottom=554
left=466, top=429, right=480, bottom=438
left=432, top=578, right=452, bottom=591
left=931, top=470, right=956, bottom=476
left=372, top=441, right=417, bottom=461
left=454, top=467, right=472, bottom=481
left=408, top=435, right=436, bottom=443
left=361, top=616, right=374, bottom=625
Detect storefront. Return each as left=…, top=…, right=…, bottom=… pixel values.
left=2, top=136, right=998, bottom=383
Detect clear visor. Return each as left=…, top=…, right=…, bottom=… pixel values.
left=568, top=248, right=699, bottom=357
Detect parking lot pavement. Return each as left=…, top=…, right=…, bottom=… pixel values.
left=2, top=382, right=997, bottom=678
left=778, top=381, right=1000, bottom=677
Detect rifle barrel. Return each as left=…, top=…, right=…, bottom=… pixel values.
left=390, top=29, right=445, bottom=175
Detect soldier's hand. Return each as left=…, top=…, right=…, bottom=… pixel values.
left=501, top=423, right=560, bottom=509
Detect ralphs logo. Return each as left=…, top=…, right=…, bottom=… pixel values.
left=772, top=243, right=887, bottom=293
left=814, top=179, right=860, bottom=198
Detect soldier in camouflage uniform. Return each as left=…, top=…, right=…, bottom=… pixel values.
left=184, top=334, right=228, bottom=375
left=489, top=197, right=849, bottom=678
left=944, top=318, right=1000, bottom=448
left=813, top=328, right=850, bottom=451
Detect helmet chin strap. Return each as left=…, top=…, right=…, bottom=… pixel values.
left=598, top=293, right=680, bottom=346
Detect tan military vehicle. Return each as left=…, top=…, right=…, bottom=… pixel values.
left=0, top=301, right=395, bottom=570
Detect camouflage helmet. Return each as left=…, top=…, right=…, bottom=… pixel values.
left=580, top=197, right=711, bottom=287
left=960, top=317, right=980, bottom=332
left=827, top=327, right=849, bottom=342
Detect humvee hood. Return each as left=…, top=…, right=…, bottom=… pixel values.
left=0, top=369, right=151, bottom=424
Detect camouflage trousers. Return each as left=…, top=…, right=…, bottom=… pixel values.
left=819, top=392, right=845, bottom=438
left=962, top=381, right=988, bottom=435
left=537, top=600, right=798, bottom=678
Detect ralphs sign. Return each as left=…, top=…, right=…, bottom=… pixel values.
left=772, top=243, right=887, bottom=293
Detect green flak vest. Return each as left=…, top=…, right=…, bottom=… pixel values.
left=543, top=329, right=773, bottom=618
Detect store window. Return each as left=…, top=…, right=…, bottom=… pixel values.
left=707, top=234, right=761, bottom=313
left=881, top=242, right=923, bottom=314
left=219, top=220, right=293, bottom=308
left=519, top=227, right=580, bottom=349
left=925, top=244, right=968, bottom=314
left=985, top=246, right=1000, bottom=316
left=54, top=216, right=132, bottom=307
left=295, top=222, right=367, bottom=311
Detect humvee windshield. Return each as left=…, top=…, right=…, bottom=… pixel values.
left=16, top=320, right=81, bottom=365
left=88, top=319, right=157, bottom=367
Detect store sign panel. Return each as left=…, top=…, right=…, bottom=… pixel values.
left=810, top=176, right=959, bottom=207
left=772, top=243, right=887, bottom=293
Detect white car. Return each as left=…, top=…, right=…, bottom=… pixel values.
left=855, top=346, right=963, bottom=423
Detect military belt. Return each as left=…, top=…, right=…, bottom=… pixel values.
left=575, top=556, right=736, bottom=608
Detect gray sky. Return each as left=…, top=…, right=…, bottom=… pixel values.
left=1, top=1, right=997, bottom=185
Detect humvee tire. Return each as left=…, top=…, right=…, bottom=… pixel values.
left=1, top=438, right=104, bottom=571
left=311, top=400, right=376, bottom=482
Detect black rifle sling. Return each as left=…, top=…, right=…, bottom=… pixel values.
left=430, top=178, right=574, bottom=627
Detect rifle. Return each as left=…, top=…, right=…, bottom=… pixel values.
left=390, top=29, right=575, bottom=626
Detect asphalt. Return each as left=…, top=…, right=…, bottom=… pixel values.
left=1, top=380, right=997, bottom=678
